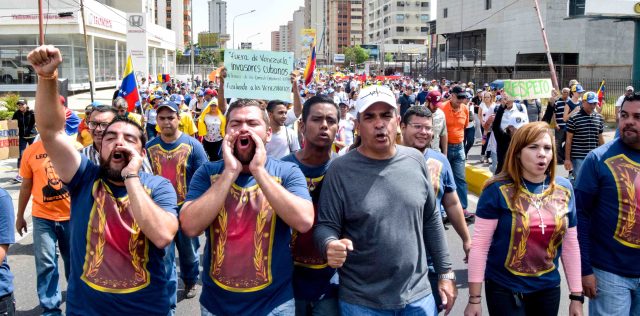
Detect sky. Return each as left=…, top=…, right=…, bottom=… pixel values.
left=192, top=0, right=305, bottom=51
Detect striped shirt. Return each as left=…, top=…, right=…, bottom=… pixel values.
left=566, top=109, right=604, bottom=160
left=554, top=98, right=568, bottom=128
left=80, top=144, right=153, bottom=173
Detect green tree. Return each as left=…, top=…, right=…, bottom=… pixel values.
left=344, top=45, right=369, bottom=65
left=385, top=52, right=394, bottom=62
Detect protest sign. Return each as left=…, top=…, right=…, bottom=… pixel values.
left=0, top=120, right=19, bottom=160
left=503, top=79, right=553, bottom=99
left=224, top=50, right=294, bottom=102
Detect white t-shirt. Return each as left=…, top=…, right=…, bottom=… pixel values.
left=616, top=95, right=626, bottom=108
left=266, top=127, right=300, bottom=159
left=480, top=102, right=497, bottom=124
left=338, top=114, right=355, bottom=146
left=284, top=108, right=299, bottom=127
left=203, top=114, right=223, bottom=142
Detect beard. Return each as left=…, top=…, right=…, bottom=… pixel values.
left=233, top=142, right=256, bottom=165
left=99, top=151, right=124, bottom=182
left=621, top=127, right=640, bottom=147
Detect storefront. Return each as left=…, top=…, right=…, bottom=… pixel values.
left=0, top=0, right=176, bottom=93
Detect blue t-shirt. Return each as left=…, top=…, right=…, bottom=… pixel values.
left=417, top=90, right=429, bottom=105
left=186, top=158, right=311, bottom=315
left=65, top=156, right=178, bottom=316
left=424, top=150, right=456, bottom=207
left=477, top=176, right=576, bottom=293
left=0, top=189, right=15, bottom=297
left=146, top=133, right=208, bottom=207
left=281, top=153, right=338, bottom=301
left=576, top=139, right=640, bottom=277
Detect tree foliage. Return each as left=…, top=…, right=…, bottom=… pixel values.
left=344, top=45, right=369, bottom=65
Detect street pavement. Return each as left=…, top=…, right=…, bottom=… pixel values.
left=1, top=125, right=619, bottom=315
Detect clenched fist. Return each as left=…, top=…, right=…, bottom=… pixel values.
left=326, top=238, right=353, bottom=268
left=27, top=45, right=62, bottom=78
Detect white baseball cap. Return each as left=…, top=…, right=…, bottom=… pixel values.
left=508, top=111, right=528, bottom=130
left=355, top=86, right=397, bottom=113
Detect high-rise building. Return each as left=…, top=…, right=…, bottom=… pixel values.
left=208, top=0, right=227, bottom=35
left=156, top=0, right=191, bottom=50
left=292, top=6, right=305, bottom=60
left=310, top=0, right=327, bottom=64
left=278, top=24, right=289, bottom=52
left=271, top=31, right=281, bottom=51
left=365, top=0, right=431, bottom=45
left=326, top=0, right=364, bottom=61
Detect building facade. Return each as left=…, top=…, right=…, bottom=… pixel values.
left=0, top=0, right=176, bottom=93
left=271, top=31, right=281, bottom=51
left=365, top=0, right=431, bottom=46
left=326, top=0, right=365, bottom=62
left=435, top=0, right=634, bottom=83
left=292, top=6, right=305, bottom=60
left=155, top=0, right=190, bottom=50
left=208, top=0, right=227, bottom=35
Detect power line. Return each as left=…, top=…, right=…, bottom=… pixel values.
left=462, top=0, right=522, bottom=32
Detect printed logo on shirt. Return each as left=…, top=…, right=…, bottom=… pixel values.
left=147, top=143, right=191, bottom=205
left=42, top=160, right=70, bottom=203
left=499, top=184, right=571, bottom=277
left=208, top=174, right=281, bottom=292
left=605, top=155, right=640, bottom=248
left=291, top=175, right=327, bottom=269
left=426, top=158, right=443, bottom=196
left=81, top=180, right=151, bottom=293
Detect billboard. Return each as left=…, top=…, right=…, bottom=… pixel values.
left=569, top=0, right=640, bottom=18
left=333, top=54, right=345, bottom=63
left=198, top=32, right=220, bottom=48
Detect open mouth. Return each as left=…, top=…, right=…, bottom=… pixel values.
left=536, top=161, right=547, bottom=168
left=375, top=133, right=387, bottom=142
left=236, top=136, right=253, bottom=150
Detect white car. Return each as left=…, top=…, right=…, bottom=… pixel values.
left=0, top=59, right=30, bottom=84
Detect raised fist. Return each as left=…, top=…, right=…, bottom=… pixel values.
left=27, top=45, right=62, bottom=77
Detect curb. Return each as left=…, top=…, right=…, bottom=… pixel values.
left=465, top=163, right=492, bottom=196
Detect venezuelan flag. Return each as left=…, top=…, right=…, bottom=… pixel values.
left=597, top=79, right=605, bottom=106
left=303, top=43, right=316, bottom=86
left=157, top=74, right=171, bottom=83
left=117, top=56, right=140, bottom=112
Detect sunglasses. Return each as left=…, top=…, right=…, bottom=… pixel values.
left=455, top=94, right=468, bottom=99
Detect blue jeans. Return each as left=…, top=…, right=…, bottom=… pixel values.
left=340, top=294, right=437, bottom=316
left=447, top=143, right=468, bottom=210
left=590, top=267, right=640, bottom=315
left=571, top=158, right=585, bottom=185
left=164, top=230, right=200, bottom=310
left=32, top=217, right=70, bottom=316
left=463, top=126, right=476, bottom=156
left=17, top=137, right=34, bottom=168
left=200, top=299, right=295, bottom=316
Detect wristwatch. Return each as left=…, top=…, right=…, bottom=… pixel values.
left=438, top=271, right=456, bottom=281
left=569, top=294, right=584, bottom=303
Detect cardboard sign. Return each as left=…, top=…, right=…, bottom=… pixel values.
left=0, top=120, right=19, bottom=160
left=503, top=79, right=553, bottom=99
left=224, top=50, right=294, bottom=102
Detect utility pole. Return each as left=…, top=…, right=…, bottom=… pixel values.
left=533, top=0, right=560, bottom=92
left=38, top=0, right=44, bottom=44
left=80, top=0, right=95, bottom=102
left=190, top=0, right=195, bottom=84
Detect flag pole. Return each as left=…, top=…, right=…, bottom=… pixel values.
left=532, top=0, right=560, bottom=92
left=80, top=0, right=95, bottom=102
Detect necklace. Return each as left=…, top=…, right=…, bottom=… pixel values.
left=522, top=179, right=547, bottom=235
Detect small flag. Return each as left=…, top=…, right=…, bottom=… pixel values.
left=118, top=56, right=140, bottom=112
left=303, top=43, right=316, bottom=86
left=157, top=74, right=171, bottom=83
left=597, top=79, right=605, bottom=106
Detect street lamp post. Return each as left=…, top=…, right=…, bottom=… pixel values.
left=233, top=10, right=256, bottom=50
left=243, top=32, right=261, bottom=48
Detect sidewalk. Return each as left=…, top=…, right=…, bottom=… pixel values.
left=0, top=158, right=31, bottom=240
left=464, top=127, right=617, bottom=195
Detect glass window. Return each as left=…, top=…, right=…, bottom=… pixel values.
left=93, top=38, right=116, bottom=82
left=421, top=14, right=430, bottom=22
left=396, top=14, right=405, bottom=22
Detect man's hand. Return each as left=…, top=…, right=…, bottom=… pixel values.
left=290, top=71, right=300, bottom=88
left=218, top=66, right=227, bottom=85
left=248, top=130, right=267, bottom=174
left=462, top=240, right=471, bottom=263
left=438, top=279, right=458, bottom=315
left=27, top=45, right=62, bottom=77
left=582, top=274, right=597, bottom=298
left=326, top=239, right=353, bottom=268
left=15, top=217, right=27, bottom=237
left=569, top=300, right=583, bottom=316
left=221, top=132, right=241, bottom=179
left=564, top=160, right=573, bottom=172
left=117, top=145, right=144, bottom=178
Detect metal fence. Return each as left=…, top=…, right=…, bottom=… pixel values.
left=175, top=64, right=216, bottom=80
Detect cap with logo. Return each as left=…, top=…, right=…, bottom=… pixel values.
left=355, top=86, right=397, bottom=113
left=204, top=88, right=217, bottom=96
left=571, top=84, right=585, bottom=93
left=426, top=90, right=443, bottom=108
left=584, top=91, right=599, bottom=104
left=450, top=85, right=465, bottom=95
left=627, top=85, right=635, bottom=92
left=156, top=100, right=179, bottom=113
left=508, top=111, right=528, bottom=130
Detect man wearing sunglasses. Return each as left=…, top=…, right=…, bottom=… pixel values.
left=441, top=85, right=474, bottom=220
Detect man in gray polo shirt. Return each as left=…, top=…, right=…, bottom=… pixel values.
left=314, top=85, right=457, bottom=315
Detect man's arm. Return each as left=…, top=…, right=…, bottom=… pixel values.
left=565, top=131, right=574, bottom=171
left=16, top=178, right=33, bottom=236
left=440, top=134, right=448, bottom=156
left=124, top=177, right=178, bottom=248
left=28, top=46, right=80, bottom=183
left=442, top=191, right=471, bottom=259
left=217, top=67, right=228, bottom=114
left=291, top=72, right=302, bottom=118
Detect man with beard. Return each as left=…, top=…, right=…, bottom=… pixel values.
left=281, top=96, right=340, bottom=315
left=146, top=100, right=208, bottom=305
left=265, top=100, right=301, bottom=159
left=180, top=99, right=314, bottom=315
left=577, top=93, right=640, bottom=315
left=28, top=45, right=179, bottom=315
left=16, top=139, right=71, bottom=315
left=400, top=106, right=471, bottom=312
left=314, top=86, right=456, bottom=315
left=426, top=90, right=448, bottom=154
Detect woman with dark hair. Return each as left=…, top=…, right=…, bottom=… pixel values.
left=464, top=122, right=583, bottom=316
